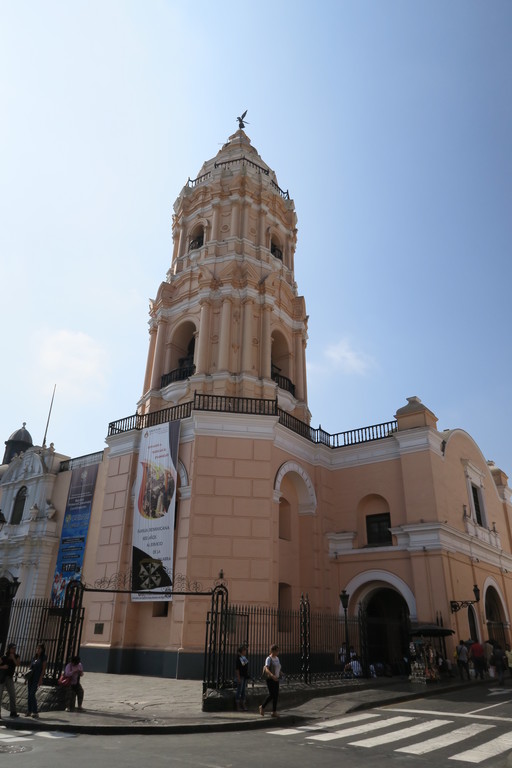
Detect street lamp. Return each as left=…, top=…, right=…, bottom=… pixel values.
left=8, top=577, right=20, bottom=601
left=450, top=584, right=480, bottom=613
left=340, top=590, right=350, bottom=660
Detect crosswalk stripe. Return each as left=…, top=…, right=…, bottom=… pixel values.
left=396, top=723, right=494, bottom=755
left=307, top=715, right=413, bottom=742
left=450, top=732, right=512, bottom=763
left=349, top=718, right=451, bottom=748
left=269, top=712, right=379, bottom=736
left=386, top=706, right=512, bottom=724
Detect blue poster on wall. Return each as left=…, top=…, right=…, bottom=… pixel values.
left=51, top=463, right=99, bottom=604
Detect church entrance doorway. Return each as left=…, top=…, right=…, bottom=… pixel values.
left=364, top=587, right=410, bottom=675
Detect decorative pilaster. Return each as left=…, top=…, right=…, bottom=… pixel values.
left=218, top=298, right=232, bottom=372
left=241, top=299, right=254, bottom=373
left=196, top=301, right=211, bottom=374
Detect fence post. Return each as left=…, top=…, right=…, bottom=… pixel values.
left=203, top=584, right=229, bottom=692
left=300, top=593, right=310, bottom=684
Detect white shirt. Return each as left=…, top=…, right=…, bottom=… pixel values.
left=266, top=654, right=281, bottom=678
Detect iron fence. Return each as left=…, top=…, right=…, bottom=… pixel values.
left=107, top=394, right=398, bottom=450
left=204, top=591, right=363, bottom=691
left=2, top=583, right=84, bottom=684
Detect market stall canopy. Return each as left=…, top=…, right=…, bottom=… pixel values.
left=410, top=623, right=455, bottom=638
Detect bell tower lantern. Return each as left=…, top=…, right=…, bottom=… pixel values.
left=140, top=123, right=310, bottom=423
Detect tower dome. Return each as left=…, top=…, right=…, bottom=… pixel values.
left=3, top=422, right=33, bottom=465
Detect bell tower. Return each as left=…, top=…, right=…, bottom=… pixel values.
left=140, top=126, right=310, bottom=422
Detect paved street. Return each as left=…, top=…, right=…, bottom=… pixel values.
left=3, top=679, right=512, bottom=767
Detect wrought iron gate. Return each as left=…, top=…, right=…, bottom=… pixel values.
left=4, top=580, right=85, bottom=683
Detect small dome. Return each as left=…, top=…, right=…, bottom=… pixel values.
left=7, top=423, right=33, bottom=445
left=3, top=422, right=34, bottom=465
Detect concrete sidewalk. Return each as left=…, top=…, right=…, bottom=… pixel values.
left=1, top=673, right=489, bottom=735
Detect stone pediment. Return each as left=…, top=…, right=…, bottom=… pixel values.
left=1, top=448, right=46, bottom=485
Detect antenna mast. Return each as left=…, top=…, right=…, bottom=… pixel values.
left=42, top=384, right=56, bottom=448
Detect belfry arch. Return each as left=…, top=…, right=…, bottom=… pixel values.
left=164, top=321, right=197, bottom=382
left=273, top=461, right=316, bottom=515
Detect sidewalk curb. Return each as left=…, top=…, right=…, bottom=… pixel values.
left=2, top=713, right=304, bottom=736
left=1, top=677, right=491, bottom=735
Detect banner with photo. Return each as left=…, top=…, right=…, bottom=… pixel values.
left=51, top=462, right=100, bottom=604
left=131, top=420, right=180, bottom=601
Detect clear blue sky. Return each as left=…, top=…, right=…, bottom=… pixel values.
left=1, top=1, right=511, bottom=476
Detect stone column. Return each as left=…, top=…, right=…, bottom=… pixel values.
left=143, top=325, right=157, bottom=394
left=217, top=298, right=232, bottom=372
left=241, top=299, right=254, bottom=373
left=230, top=202, right=239, bottom=240
left=196, top=301, right=211, bottom=374
left=150, top=318, right=168, bottom=390
left=241, top=201, right=250, bottom=241
left=177, top=223, right=186, bottom=259
left=294, top=331, right=305, bottom=401
left=211, top=203, right=220, bottom=242
left=258, top=213, right=267, bottom=249
left=261, top=304, right=272, bottom=379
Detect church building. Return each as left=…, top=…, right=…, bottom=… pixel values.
left=2, top=126, right=511, bottom=679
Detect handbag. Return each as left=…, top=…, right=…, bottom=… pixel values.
left=262, top=659, right=274, bottom=679
left=0, top=669, right=7, bottom=684
left=23, top=669, right=33, bottom=683
left=58, top=673, right=71, bottom=687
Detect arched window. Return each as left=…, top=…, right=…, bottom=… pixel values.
left=271, top=239, right=283, bottom=261
left=11, top=486, right=27, bottom=525
left=188, top=225, right=204, bottom=251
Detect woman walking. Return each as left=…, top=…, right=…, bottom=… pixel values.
left=259, top=644, right=282, bottom=718
left=25, top=643, right=47, bottom=719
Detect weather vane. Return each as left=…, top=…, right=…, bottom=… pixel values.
left=236, top=110, right=248, bottom=129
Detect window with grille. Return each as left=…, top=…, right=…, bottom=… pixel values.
left=366, top=513, right=392, bottom=547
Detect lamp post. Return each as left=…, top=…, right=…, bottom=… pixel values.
left=0, top=576, right=20, bottom=654
left=450, top=584, right=480, bottom=613
left=340, top=590, right=350, bottom=661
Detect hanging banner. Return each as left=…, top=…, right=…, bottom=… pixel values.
left=131, top=420, right=180, bottom=601
left=51, top=462, right=100, bottom=604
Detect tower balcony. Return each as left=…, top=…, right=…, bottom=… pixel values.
left=161, top=365, right=196, bottom=389
left=271, top=366, right=295, bottom=397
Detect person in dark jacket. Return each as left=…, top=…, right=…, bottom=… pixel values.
left=0, top=643, right=20, bottom=718
left=234, top=645, right=249, bottom=711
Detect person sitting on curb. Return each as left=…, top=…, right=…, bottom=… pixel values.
left=63, top=655, right=85, bottom=712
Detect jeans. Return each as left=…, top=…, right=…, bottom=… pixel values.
left=27, top=680, right=39, bottom=714
left=235, top=677, right=247, bottom=702
left=66, top=682, right=84, bottom=710
left=0, top=677, right=17, bottom=714
left=262, top=679, right=279, bottom=712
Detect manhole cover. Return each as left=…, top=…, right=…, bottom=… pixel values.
left=0, top=744, right=32, bottom=753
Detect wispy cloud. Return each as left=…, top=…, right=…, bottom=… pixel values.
left=324, top=338, right=375, bottom=375
left=34, top=329, right=108, bottom=403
